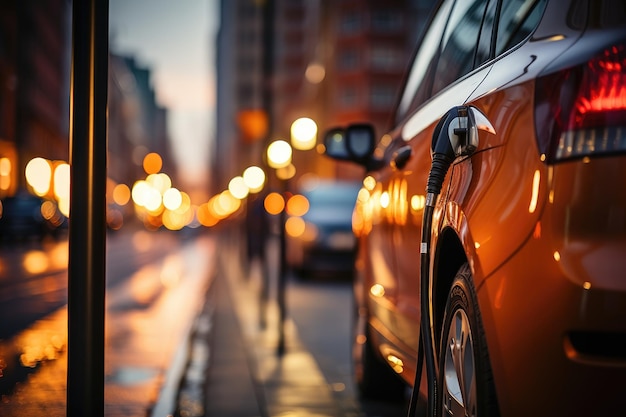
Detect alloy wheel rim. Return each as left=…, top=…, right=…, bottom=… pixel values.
left=442, top=308, right=477, bottom=417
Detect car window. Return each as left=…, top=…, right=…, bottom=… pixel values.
left=431, top=0, right=490, bottom=95
left=475, top=0, right=499, bottom=67
left=395, top=0, right=455, bottom=122
left=495, top=0, right=548, bottom=55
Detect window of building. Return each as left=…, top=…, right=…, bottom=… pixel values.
left=371, top=85, right=396, bottom=109
left=371, top=46, right=404, bottom=71
left=371, top=10, right=403, bottom=33
left=339, top=49, right=360, bottom=71
left=339, top=86, right=358, bottom=108
left=340, top=12, right=362, bottom=34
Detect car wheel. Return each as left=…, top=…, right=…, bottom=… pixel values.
left=439, top=263, right=499, bottom=417
left=353, top=306, right=406, bottom=401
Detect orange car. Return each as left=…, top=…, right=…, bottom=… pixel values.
left=324, top=0, right=626, bottom=416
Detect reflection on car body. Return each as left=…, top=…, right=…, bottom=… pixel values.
left=324, top=0, right=626, bottom=416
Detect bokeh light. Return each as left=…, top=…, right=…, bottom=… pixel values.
left=144, top=187, right=163, bottom=212
left=363, top=175, right=376, bottom=190
left=228, top=176, right=249, bottom=199
left=113, top=183, right=131, bottom=205
left=305, top=62, right=326, bottom=84
left=291, top=117, right=317, bottom=150
left=53, top=163, right=70, bottom=201
left=163, top=187, right=183, bottom=210
left=22, top=250, right=49, bottom=275
left=146, top=172, right=172, bottom=195
left=264, top=192, right=285, bottom=215
left=286, top=194, right=309, bottom=217
left=285, top=216, right=306, bottom=237
left=197, top=202, right=219, bottom=227
left=242, top=166, right=265, bottom=193
left=143, top=152, right=162, bottom=174
left=25, top=157, right=52, bottom=196
left=0, top=157, right=11, bottom=191
left=276, top=163, right=296, bottom=181
left=132, top=180, right=150, bottom=207
left=266, top=140, right=292, bottom=169
left=175, top=191, right=191, bottom=214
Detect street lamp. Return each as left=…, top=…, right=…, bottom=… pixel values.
left=228, top=176, right=249, bottom=200
left=290, top=117, right=317, bottom=150
left=242, top=165, right=269, bottom=330
left=265, top=139, right=294, bottom=355
left=242, top=166, right=266, bottom=193
left=266, top=139, right=292, bottom=168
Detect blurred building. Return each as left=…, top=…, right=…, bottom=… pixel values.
left=214, top=0, right=436, bottom=192
left=0, top=0, right=71, bottom=198
left=107, top=53, right=174, bottom=228
left=214, top=0, right=267, bottom=195
left=108, top=54, right=173, bottom=187
left=0, top=0, right=173, bottom=230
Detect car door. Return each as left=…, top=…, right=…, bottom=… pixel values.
left=361, top=0, right=454, bottom=358
left=451, top=0, right=578, bottom=283
left=386, top=0, right=495, bottom=357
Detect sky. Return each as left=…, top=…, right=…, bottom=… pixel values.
left=109, top=0, right=219, bottom=193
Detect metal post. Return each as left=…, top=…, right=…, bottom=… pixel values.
left=67, top=0, right=108, bottom=415
left=276, top=177, right=287, bottom=355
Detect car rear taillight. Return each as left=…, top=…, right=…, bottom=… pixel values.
left=535, top=44, right=626, bottom=163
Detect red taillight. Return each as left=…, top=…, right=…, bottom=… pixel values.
left=535, top=44, right=626, bottom=163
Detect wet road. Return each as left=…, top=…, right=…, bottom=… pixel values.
left=0, top=228, right=215, bottom=416
left=1, top=226, right=414, bottom=416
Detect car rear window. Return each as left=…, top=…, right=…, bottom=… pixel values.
left=495, top=0, right=548, bottom=55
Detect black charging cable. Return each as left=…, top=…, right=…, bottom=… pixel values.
left=407, top=106, right=468, bottom=417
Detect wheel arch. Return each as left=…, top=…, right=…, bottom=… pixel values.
left=432, top=227, right=467, bottom=345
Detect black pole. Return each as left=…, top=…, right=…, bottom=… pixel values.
left=276, top=177, right=287, bottom=355
left=67, top=0, right=108, bottom=415
left=260, top=0, right=285, bottom=354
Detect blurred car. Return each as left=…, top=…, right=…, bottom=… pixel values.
left=323, top=0, right=626, bottom=416
left=286, top=179, right=361, bottom=278
left=0, top=191, right=67, bottom=242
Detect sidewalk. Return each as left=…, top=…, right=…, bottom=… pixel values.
left=176, top=230, right=345, bottom=416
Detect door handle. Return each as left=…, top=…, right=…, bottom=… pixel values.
left=391, top=145, right=412, bottom=170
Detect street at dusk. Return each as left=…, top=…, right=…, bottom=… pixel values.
left=0, top=228, right=216, bottom=416
left=3, top=0, right=626, bottom=415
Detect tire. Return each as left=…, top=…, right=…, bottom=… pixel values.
left=438, top=263, right=499, bottom=417
left=353, top=307, right=406, bottom=402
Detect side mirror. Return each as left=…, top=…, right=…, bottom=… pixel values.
left=345, top=123, right=376, bottom=159
left=323, top=123, right=379, bottom=168
left=323, top=127, right=352, bottom=160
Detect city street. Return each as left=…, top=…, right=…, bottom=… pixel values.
left=0, top=227, right=216, bottom=416
left=0, top=224, right=414, bottom=416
